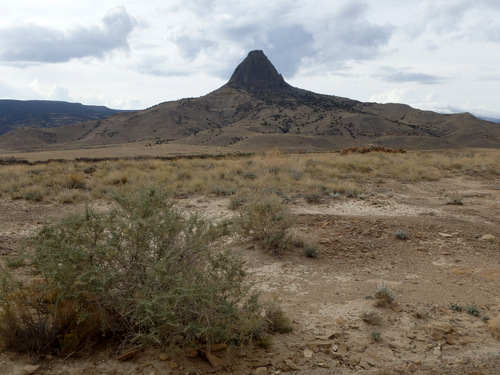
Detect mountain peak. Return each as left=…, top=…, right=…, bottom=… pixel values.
left=226, top=50, right=295, bottom=92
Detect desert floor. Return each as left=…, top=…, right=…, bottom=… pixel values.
left=1, top=173, right=500, bottom=374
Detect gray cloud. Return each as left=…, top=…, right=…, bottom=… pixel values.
left=374, top=66, right=443, bottom=85
left=375, top=67, right=443, bottom=84
left=160, top=1, right=394, bottom=79
left=0, top=7, right=136, bottom=64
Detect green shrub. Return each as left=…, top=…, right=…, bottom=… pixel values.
left=304, top=243, right=319, bottom=258
left=370, top=331, right=382, bottom=342
left=466, top=303, right=481, bottom=317
left=394, top=229, right=409, bottom=240
left=237, top=195, right=293, bottom=255
left=0, top=188, right=289, bottom=355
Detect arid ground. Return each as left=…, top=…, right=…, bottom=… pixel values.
left=0, top=150, right=499, bottom=375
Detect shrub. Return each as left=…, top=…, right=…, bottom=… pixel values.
left=447, top=195, right=464, bottom=205
left=303, top=243, right=319, bottom=258
left=237, top=195, right=293, bottom=255
left=304, top=192, right=322, bottom=204
left=374, top=282, right=395, bottom=307
left=361, top=311, right=382, bottom=325
left=0, top=188, right=289, bottom=355
left=466, top=303, right=481, bottom=317
left=394, top=229, right=409, bottom=240
left=370, top=331, right=382, bottom=342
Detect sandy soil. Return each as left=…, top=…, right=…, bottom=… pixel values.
left=1, top=175, right=500, bottom=374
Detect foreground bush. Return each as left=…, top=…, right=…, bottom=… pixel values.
left=237, top=193, right=293, bottom=255
left=0, top=188, right=291, bottom=355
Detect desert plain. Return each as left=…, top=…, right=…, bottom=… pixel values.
left=0, top=147, right=499, bottom=375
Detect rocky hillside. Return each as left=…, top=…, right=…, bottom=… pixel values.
left=1, top=51, right=499, bottom=151
left=0, top=100, right=127, bottom=136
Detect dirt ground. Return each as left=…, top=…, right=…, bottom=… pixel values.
left=1, top=175, right=499, bottom=374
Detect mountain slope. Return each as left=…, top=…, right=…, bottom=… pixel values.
left=1, top=50, right=499, bottom=151
left=0, top=100, right=127, bottom=136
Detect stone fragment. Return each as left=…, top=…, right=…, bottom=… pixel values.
left=344, top=354, right=361, bottom=366
left=488, top=315, right=500, bottom=339
left=445, top=335, right=459, bottom=345
left=480, top=234, right=496, bottom=242
left=337, top=343, right=348, bottom=355
left=209, top=343, right=228, bottom=352
left=303, top=349, right=313, bottom=359
left=306, top=340, right=332, bottom=348
left=158, top=353, right=169, bottom=361
left=282, top=360, right=300, bottom=371
left=205, top=352, right=225, bottom=367
left=363, top=352, right=383, bottom=366
left=168, top=361, right=179, bottom=369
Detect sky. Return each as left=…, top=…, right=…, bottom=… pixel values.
left=1, top=0, right=500, bottom=119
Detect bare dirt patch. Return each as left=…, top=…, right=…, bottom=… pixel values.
left=1, top=176, right=500, bottom=374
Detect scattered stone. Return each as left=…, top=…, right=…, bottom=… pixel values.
left=22, top=365, right=40, bottom=375
left=254, top=366, right=268, bottom=375
left=344, top=354, right=361, bottom=366
left=439, top=233, right=453, bottom=238
left=488, top=315, right=500, bottom=339
left=205, top=352, right=225, bottom=368
left=337, top=343, right=348, bottom=356
left=363, top=352, right=383, bottom=367
left=391, top=304, right=403, bottom=313
left=158, top=353, right=169, bottom=361
left=209, top=343, right=228, bottom=352
left=480, top=234, right=496, bottom=242
left=445, top=335, right=459, bottom=345
left=168, top=361, right=179, bottom=369
left=306, top=340, right=332, bottom=348
left=336, top=317, right=346, bottom=325
left=420, top=322, right=453, bottom=336
left=303, top=349, right=313, bottom=359
left=282, top=360, right=300, bottom=371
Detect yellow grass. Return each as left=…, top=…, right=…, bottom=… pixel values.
left=0, top=149, right=499, bottom=203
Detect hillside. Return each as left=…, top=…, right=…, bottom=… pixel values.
left=0, top=100, right=127, bottom=136
left=1, top=50, right=499, bottom=152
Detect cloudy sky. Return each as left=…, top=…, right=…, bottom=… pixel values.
left=1, top=1, right=500, bottom=119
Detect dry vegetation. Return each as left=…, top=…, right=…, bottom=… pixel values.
left=1, top=150, right=499, bottom=204
left=1, top=148, right=500, bottom=374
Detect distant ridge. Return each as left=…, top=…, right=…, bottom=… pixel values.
left=1, top=50, right=499, bottom=152
left=0, top=100, right=128, bottom=135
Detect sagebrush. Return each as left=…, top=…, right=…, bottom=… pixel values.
left=0, top=188, right=290, bottom=355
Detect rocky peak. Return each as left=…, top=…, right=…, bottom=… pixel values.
left=226, top=50, right=295, bottom=93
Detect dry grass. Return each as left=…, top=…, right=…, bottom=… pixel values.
left=0, top=149, right=499, bottom=203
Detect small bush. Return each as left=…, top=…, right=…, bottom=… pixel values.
left=449, top=304, right=462, bottom=312
left=304, top=193, right=322, bottom=204
left=447, top=195, right=464, bottom=205
left=370, top=331, right=382, bottom=342
left=361, top=311, right=382, bottom=325
left=237, top=195, right=293, bottom=255
left=0, top=188, right=289, bottom=355
left=374, top=282, right=395, bottom=307
left=394, top=229, right=409, bottom=240
left=66, top=173, right=86, bottom=189
left=303, top=243, right=319, bottom=258
left=466, top=303, right=481, bottom=317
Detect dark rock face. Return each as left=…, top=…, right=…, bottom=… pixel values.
left=226, top=50, right=296, bottom=93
